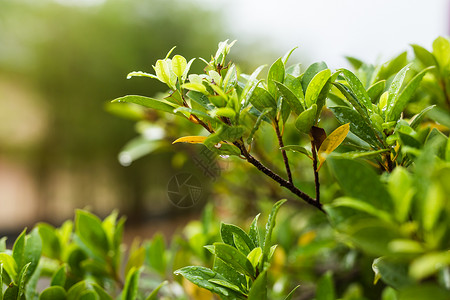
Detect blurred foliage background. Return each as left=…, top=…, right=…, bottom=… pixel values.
left=0, top=0, right=266, bottom=233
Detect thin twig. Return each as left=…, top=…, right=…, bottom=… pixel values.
left=310, top=140, right=320, bottom=204
left=235, top=141, right=325, bottom=213
left=274, top=121, right=293, bottom=183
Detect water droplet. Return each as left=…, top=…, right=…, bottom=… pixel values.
left=119, top=153, right=132, bottom=166
left=214, top=143, right=222, bottom=149
left=219, top=155, right=229, bottom=159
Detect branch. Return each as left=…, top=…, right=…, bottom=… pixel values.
left=311, top=140, right=320, bottom=204
left=274, top=121, right=293, bottom=183
left=235, top=141, right=325, bottom=213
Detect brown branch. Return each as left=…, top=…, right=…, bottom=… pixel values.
left=311, top=140, right=320, bottom=204
left=274, top=121, right=293, bottom=183
left=234, top=141, right=325, bottom=213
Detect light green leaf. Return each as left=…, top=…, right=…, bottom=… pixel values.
left=214, top=243, right=255, bottom=279
left=411, top=44, right=438, bottom=68
left=330, top=197, right=392, bottom=222
left=305, top=69, right=331, bottom=107
left=432, top=36, right=450, bottom=69
left=248, top=214, right=260, bottom=248
left=248, top=270, right=267, bottom=300
left=208, top=279, right=245, bottom=295
left=410, top=251, right=450, bottom=281
left=367, top=80, right=386, bottom=103
left=172, top=54, right=187, bottom=78
left=112, top=95, right=181, bottom=116
left=153, top=59, right=176, bottom=89
left=145, top=281, right=168, bottom=300
left=316, top=271, right=335, bottom=300
left=294, top=104, right=317, bottom=134
left=388, top=167, right=415, bottom=222
left=284, top=285, right=300, bottom=300
left=146, top=234, right=166, bottom=276
left=422, top=183, right=444, bottom=231
left=410, top=105, right=436, bottom=130
left=51, top=264, right=66, bottom=287
left=261, top=199, right=286, bottom=268
left=302, top=61, right=328, bottom=93
left=280, top=145, right=312, bottom=159
left=121, top=267, right=141, bottom=300
left=372, top=257, right=413, bottom=289
left=126, top=71, right=158, bottom=80
left=386, top=67, right=433, bottom=122
left=267, top=58, right=285, bottom=97
left=386, top=64, right=411, bottom=121
left=327, top=157, right=392, bottom=211
left=75, top=210, right=109, bottom=259
left=397, top=284, right=450, bottom=300
left=247, top=247, right=262, bottom=269
left=92, top=283, right=113, bottom=300
left=39, top=286, right=67, bottom=300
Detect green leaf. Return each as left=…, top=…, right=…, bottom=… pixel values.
left=302, top=61, right=328, bottom=93
left=267, top=58, right=285, bottom=98
left=332, top=82, right=369, bottom=119
left=248, top=270, right=267, bottom=300
left=112, top=95, right=181, bottom=116
left=213, top=243, right=255, bottom=279
left=145, top=281, right=168, bottom=300
left=51, top=264, right=66, bottom=287
left=305, top=69, right=331, bottom=108
left=432, top=36, right=450, bottom=69
left=411, top=44, right=438, bottom=68
left=386, top=67, right=433, bottom=122
left=381, top=287, right=398, bottom=300
left=39, top=286, right=67, bottom=300
left=329, top=106, right=382, bottom=148
left=422, top=182, right=445, bottom=231
left=275, top=81, right=304, bottom=114
left=388, top=167, right=415, bottom=222
left=122, top=267, right=141, bottom=300
left=213, top=256, right=247, bottom=293
left=261, top=199, right=286, bottom=268
left=174, top=106, right=220, bottom=126
left=249, top=86, right=277, bottom=117
left=172, top=54, right=187, bottom=78
left=187, top=90, right=214, bottom=110
left=174, top=266, right=245, bottom=299
left=247, top=108, right=272, bottom=144
left=375, top=52, right=408, bottom=82
left=385, top=64, right=411, bottom=121
left=247, top=247, right=262, bottom=269
left=410, top=251, right=450, bottom=280
left=153, top=59, right=176, bottom=89
left=208, top=279, right=245, bottom=295
left=410, top=105, right=436, bottom=130
left=331, top=197, right=392, bottom=222
left=75, top=210, right=110, bottom=259
left=221, top=223, right=255, bottom=253
left=12, top=228, right=41, bottom=283
left=248, top=214, right=260, bottom=248
left=294, top=104, right=317, bottom=133
left=146, top=234, right=166, bottom=275
left=397, top=284, right=450, bottom=300
left=317, top=123, right=350, bottom=170
left=339, top=69, right=373, bottom=112
left=316, top=271, right=335, bottom=300
left=280, top=145, right=312, bottom=159
left=367, top=80, right=386, bottom=103
left=92, top=283, right=113, bottom=300
left=0, top=263, right=3, bottom=300
left=125, top=246, right=145, bottom=278
left=327, top=157, right=392, bottom=211
left=17, top=263, right=30, bottom=300
left=3, top=285, right=18, bottom=300
left=372, top=257, right=413, bottom=289
left=37, top=223, right=61, bottom=260
left=284, top=285, right=300, bottom=300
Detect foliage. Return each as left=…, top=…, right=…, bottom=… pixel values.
left=110, top=37, right=450, bottom=299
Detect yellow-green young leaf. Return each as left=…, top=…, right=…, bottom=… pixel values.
left=317, top=123, right=350, bottom=170
left=181, top=82, right=207, bottom=94
left=247, top=247, right=262, bottom=269
left=172, top=55, right=187, bottom=78
left=294, top=104, right=317, bottom=134
left=0, top=253, right=18, bottom=281
left=305, top=69, right=331, bottom=107
left=410, top=251, right=450, bottom=281
left=153, top=59, right=172, bottom=85
left=172, top=136, right=207, bottom=144
left=432, top=36, right=450, bottom=68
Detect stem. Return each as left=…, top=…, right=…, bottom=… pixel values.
left=311, top=140, right=320, bottom=204
left=234, top=141, right=325, bottom=213
left=274, top=121, right=293, bottom=183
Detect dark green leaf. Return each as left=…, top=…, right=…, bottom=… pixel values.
left=39, top=286, right=67, bottom=300
left=339, top=69, right=373, bottom=112
left=247, top=108, right=273, bottom=144
left=248, top=270, right=267, bottom=300
left=284, top=74, right=304, bottom=103
left=214, top=243, right=255, bottom=279
left=174, top=106, right=220, bottom=126
left=330, top=106, right=383, bottom=148
left=294, top=104, right=317, bottom=134
left=385, top=64, right=411, bottom=121
left=249, top=86, right=277, bottom=117
left=3, top=285, right=18, bottom=300
left=345, top=56, right=364, bottom=70
left=187, top=90, right=214, bottom=110
left=208, top=279, right=245, bottom=295
left=332, top=82, right=369, bottom=119
left=372, top=257, right=414, bottom=289
left=112, top=95, right=181, bottom=116
left=367, top=80, right=386, bottom=103
left=213, top=256, right=247, bottom=293
left=397, top=284, right=450, bottom=300
left=327, top=157, right=392, bottom=211
left=248, top=214, right=260, bottom=248
left=92, top=283, right=113, bottom=300
left=275, top=81, right=304, bottom=115
left=221, top=223, right=255, bottom=254
left=174, top=266, right=245, bottom=299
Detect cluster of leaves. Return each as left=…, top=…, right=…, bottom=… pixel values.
left=110, top=36, right=450, bottom=299
left=0, top=210, right=166, bottom=300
